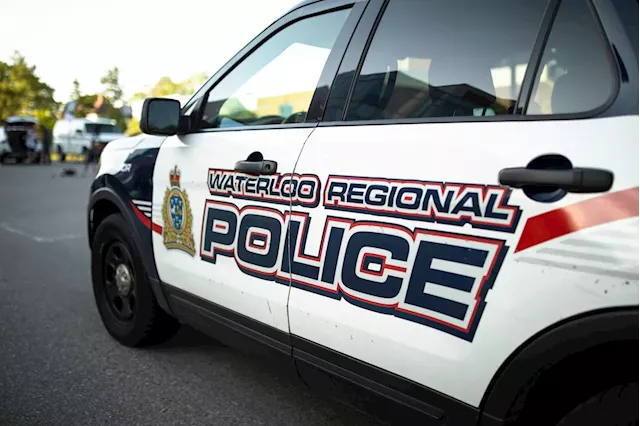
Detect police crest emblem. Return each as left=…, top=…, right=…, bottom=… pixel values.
left=162, top=166, right=196, bottom=256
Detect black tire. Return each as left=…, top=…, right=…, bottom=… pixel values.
left=58, top=146, right=66, bottom=162
left=91, top=213, right=179, bottom=347
left=557, top=383, right=638, bottom=426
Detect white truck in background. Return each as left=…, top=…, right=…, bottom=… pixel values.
left=53, top=117, right=125, bottom=162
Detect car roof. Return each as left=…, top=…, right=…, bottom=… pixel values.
left=5, top=116, right=37, bottom=124
left=59, top=117, right=116, bottom=125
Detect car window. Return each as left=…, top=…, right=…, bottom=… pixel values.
left=85, top=123, right=120, bottom=134
left=345, top=0, right=548, bottom=121
left=200, top=9, right=352, bottom=129
left=527, top=0, right=616, bottom=115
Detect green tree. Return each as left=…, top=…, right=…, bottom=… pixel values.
left=149, top=76, right=178, bottom=97
left=74, top=94, right=126, bottom=131
left=177, top=72, right=208, bottom=96
left=0, top=60, right=22, bottom=121
left=71, top=78, right=81, bottom=100
left=100, top=66, right=124, bottom=105
left=125, top=117, right=141, bottom=136
left=131, top=91, right=148, bottom=102
left=0, top=52, right=58, bottom=128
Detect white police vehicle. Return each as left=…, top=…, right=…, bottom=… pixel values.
left=87, top=0, right=639, bottom=424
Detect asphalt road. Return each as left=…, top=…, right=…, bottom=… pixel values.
left=0, top=163, right=383, bottom=426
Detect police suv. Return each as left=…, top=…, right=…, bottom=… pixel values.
left=87, top=0, right=639, bottom=425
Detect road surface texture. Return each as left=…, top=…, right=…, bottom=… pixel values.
left=0, top=163, right=383, bottom=426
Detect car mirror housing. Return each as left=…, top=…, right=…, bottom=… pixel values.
left=140, top=98, right=181, bottom=136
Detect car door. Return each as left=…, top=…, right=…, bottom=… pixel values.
left=150, top=0, right=364, bottom=335
left=288, top=0, right=638, bottom=414
left=70, top=121, right=85, bottom=155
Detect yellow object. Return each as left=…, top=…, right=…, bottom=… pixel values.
left=50, top=153, right=85, bottom=162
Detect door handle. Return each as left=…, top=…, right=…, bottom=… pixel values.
left=498, top=167, right=613, bottom=193
left=234, top=159, right=277, bottom=176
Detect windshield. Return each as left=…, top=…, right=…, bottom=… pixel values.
left=5, top=123, right=36, bottom=132
left=85, top=123, right=121, bottom=134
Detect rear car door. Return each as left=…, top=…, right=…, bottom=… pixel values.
left=149, top=1, right=364, bottom=336
left=288, top=0, right=638, bottom=417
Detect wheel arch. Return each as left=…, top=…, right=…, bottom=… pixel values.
left=88, top=185, right=172, bottom=314
left=479, top=307, right=639, bottom=425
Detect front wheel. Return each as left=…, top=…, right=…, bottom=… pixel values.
left=91, top=214, right=179, bottom=347
left=557, top=383, right=638, bottom=426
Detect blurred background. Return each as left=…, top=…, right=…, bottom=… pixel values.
left=0, top=0, right=299, bottom=159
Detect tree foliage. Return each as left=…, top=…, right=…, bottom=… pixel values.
left=0, top=51, right=59, bottom=129
left=0, top=50, right=208, bottom=137
left=148, top=73, right=209, bottom=98
left=125, top=117, right=141, bottom=136
left=123, top=73, right=209, bottom=137
left=100, top=66, right=124, bottom=105
left=177, top=72, right=208, bottom=96
left=72, top=94, right=127, bottom=131
left=71, top=79, right=81, bottom=100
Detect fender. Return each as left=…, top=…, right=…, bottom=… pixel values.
left=479, top=307, right=639, bottom=425
left=87, top=178, right=172, bottom=314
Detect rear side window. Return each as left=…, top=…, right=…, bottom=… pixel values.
left=527, top=0, right=616, bottom=115
left=345, top=0, right=548, bottom=121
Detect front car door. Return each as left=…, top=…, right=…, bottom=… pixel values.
left=288, top=0, right=638, bottom=421
left=150, top=0, right=365, bottom=340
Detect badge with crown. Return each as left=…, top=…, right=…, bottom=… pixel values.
left=161, top=165, right=196, bottom=256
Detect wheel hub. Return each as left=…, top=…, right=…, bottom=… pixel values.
left=115, top=263, right=132, bottom=296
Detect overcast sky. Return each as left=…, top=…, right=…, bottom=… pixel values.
left=0, top=0, right=299, bottom=102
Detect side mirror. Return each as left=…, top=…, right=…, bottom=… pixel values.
left=140, top=98, right=181, bottom=136
left=75, top=129, right=83, bottom=135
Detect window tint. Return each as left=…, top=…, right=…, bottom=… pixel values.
left=527, top=0, right=615, bottom=115
left=200, top=9, right=351, bottom=129
left=85, top=123, right=120, bottom=134
left=346, top=0, right=547, bottom=121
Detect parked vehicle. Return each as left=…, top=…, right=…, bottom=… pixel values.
left=86, top=0, right=639, bottom=425
left=0, top=116, right=42, bottom=164
left=53, top=117, right=124, bottom=162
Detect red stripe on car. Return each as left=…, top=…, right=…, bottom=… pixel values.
left=515, top=187, right=639, bottom=253
left=130, top=201, right=163, bottom=234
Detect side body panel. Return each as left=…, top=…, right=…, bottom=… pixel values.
left=288, top=116, right=638, bottom=407
left=283, top=0, right=639, bottom=411
left=150, top=128, right=314, bottom=334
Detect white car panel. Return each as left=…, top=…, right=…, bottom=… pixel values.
left=288, top=115, right=639, bottom=406
left=151, top=128, right=316, bottom=333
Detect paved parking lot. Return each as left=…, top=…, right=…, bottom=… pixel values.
left=0, top=163, right=382, bottom=426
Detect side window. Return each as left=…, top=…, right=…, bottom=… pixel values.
left=200, top=9, right=351, bottom=129
left=527, top=0, right=616, bottom=115
left=345, top=0, right=548, bottom=121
